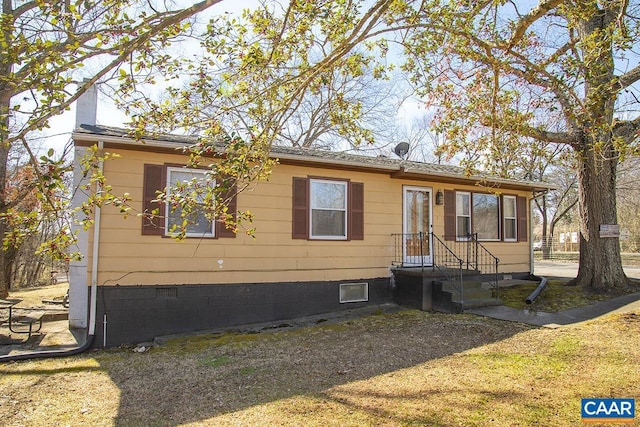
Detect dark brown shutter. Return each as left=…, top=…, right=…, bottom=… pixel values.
left=292, top=177, right=309, bottom=239
left=349, top=182, right=364, bottom=240
left=444, top=190, right=456, bottom=241
left=142, top=164, right=165, bottom=235
left=216, top=179, right=237, bottom=239
left=517, top=196, right=528, bottom=242
left=499, top=195, right=504, bottom=241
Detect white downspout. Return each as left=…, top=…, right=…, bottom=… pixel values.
left=89, top=140, right=103, bottom=339
left=530, top=195, right=535, bottom=276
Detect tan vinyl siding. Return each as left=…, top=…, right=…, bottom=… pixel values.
left=84, top=147, right=533, bottom=286
left=475, top=241, right=530, bottom=272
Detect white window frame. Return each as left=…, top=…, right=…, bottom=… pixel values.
left=456, top=191, right=471, bottom=240
left=165, top=167, right=215, bottom=238
left=472, top=192, right=501, bottom=241
left=503, top=195, right=517, bottom=242
left=309, top=179, right=348, bottom=240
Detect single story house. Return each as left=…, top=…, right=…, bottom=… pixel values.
left=69, top=119, right=550, bottom=347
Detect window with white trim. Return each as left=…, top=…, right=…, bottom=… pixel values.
left=456, top=192, right=471, bottom=239
left=310, top=179, right=347, bottom=239
left=473, top=193, right=500, bottom=240
left=165, top=167, right=214, bottom=237
left=292, top=177, right=363, bottom=241
left=503, top=195, right=517, bottom=241
left=444, top=190, right=527, bottom=243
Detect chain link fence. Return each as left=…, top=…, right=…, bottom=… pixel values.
left=533, top=235, right=640, bottom=265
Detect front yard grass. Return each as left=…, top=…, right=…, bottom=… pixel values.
left=1, top=308, right=638, bottom=426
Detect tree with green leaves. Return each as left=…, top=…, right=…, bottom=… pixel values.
left=399, top=1, right=640, bottom=290
left=127, top=1, right=639, bottom=291
left=114, top=1, right=399, bottom=243
left=4, top=0, right=638, bottom=298
left=134, top=1, right=639, bottom=291
left=0, top=0, right=219, bottom=298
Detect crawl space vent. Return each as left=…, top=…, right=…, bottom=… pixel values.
left=339, top=282, right=368, bottom=303
left=156, top=287, right=178, bottom=298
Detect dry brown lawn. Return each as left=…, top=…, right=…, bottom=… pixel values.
left=0, top=308, right=639, bottom=426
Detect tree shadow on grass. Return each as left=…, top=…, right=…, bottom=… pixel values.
left=97, top=310, right=533, bottom=426
left=316, top=388, right=528, bottom=426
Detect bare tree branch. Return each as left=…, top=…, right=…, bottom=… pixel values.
left=505, top=0, right=564, bottom=48
left=7, top=0, right=221, bottom=147
left=617, top=64, right=640, bottom=90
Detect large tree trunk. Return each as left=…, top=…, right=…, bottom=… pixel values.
left=572, top=145, right=627, bottom=290
left=570, top=5, right=628, bottom=291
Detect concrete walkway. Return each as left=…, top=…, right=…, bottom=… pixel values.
left=467, top=292, right=640, bottom=327
left=468, top=261, right=640, bottom=327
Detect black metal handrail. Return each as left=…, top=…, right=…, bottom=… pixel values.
left=473, top=236, right=500, bottom=299
left=391, top=232, right=500, bottom=300
left=440, top=233, right=500, bottom=298
left=392, top=232, right=430, bottom=268
left=391, top=232, right=465, bottom=305
left=431, top=233, right=465, bottom=306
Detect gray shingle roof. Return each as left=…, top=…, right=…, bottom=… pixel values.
left=74, top=124, right=552, bottom=191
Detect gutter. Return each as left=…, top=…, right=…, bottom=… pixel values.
left=0, top=141, right=103, bottom=363
left=72, top=131, right=187, bottom=151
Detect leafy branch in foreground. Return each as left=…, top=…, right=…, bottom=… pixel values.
left=0, top=0, right=220, bottom=297
left=398, top=1, right=640, bottom=290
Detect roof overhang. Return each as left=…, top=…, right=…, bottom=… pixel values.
left=72, top=128, right=555, bottom=193
left=388, top=167, right=552, bottom=192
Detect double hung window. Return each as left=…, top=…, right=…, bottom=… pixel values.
left=292, top=176, right=364, bottom=241
left=141, top=163, right=237, bottom=239
left=165, top=167, right=214, bottom=237
left=310, top=179, right=348, bottom=239
left=503, top=196, right=517, bottom=241
left=456, top=192, right=471, bottom=238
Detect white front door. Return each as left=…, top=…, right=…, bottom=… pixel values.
left=403, top=186, right=433, bottom=265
